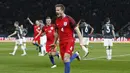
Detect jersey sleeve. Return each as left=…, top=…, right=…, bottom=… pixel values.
left=68, top=16, right=77, bottom=29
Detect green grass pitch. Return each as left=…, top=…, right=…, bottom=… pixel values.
left=0, top=42, right=130, bottom=73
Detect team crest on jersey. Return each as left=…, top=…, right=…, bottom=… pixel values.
left=38, top=27, right=40, bottom=30
left=48, top=30, right=52, bottom=33
left=50, top=27, right=53, bottom=30
left=64, top=22, right=67, bottom=26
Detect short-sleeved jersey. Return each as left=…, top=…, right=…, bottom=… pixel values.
left=55, top=15, right=76, bottom=42
left=33, top=25, right=40, bottom=37
left=21, top=28, right=28, bottom=37
left=43, top=24, right=55, bottom=44
left=80, top=22, right=91, bottom=37
left=15, top=26, right=23, bottom=39
left=102, top=24, right=114, bottom=38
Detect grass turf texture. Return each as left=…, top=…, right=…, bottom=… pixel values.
left=0, top=42, right=130, bottom=73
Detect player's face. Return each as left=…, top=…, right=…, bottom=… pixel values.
left=46, top=19, right=51, bottom=25
left=56, top=7, right=63, bottom=17
left=35, top=20, right=40, bottom=26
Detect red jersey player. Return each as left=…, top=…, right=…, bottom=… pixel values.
left=51, top=4, right=83, bottom=73
left=42, top=17, right=59, bottom=68
left=27, top=18, right=42, bottom=54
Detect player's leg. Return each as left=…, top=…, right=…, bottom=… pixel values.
left=104, top=39, right=110, bottom=60
left=39, top=36, right=47, bottom=56
left=49, top=54, right=57, bottom=68
left=51, top=46, right=60, bottom=59
left=81, top=38, right=89, bottom=58
left=108, top=39, right=113, bottom=60
left=32, top=38, right=41, bottom=47
left=23, top=37, right=27, bottom=49
left=9, top=40, right=19, bottom=55
left=38, top=39, right=41, bottom=53
left=47, top=45, right=57, bottom=68
left=63, top=41, right=81, bottom=73
left=20, top=39, right=27, bottom=56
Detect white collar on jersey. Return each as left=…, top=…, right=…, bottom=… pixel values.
left=62, top=14, right=66, bottom=18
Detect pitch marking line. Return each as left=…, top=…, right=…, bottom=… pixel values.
left=83, top=54, right=130, bottom=60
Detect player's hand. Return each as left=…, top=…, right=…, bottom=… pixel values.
left=50, top=44, right=56, bottom=49
left=27, top=17, right=29, bottom=20
left=113, top=37, right=116, bottom=41
left=88, top=34, right=92, bottom=36
left=77, top=20, right=81, bottom=27
left=7, top=36, right=11, bottom=38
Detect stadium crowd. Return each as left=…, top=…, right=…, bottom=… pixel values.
left=0, top=0, right=130, bottom=37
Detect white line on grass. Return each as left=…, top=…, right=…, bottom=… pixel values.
left=83, top=54, right=130, bottom=60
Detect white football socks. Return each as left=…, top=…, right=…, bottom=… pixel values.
left=21, top=45, right=26, bottom=55
left=82, top=45, right=88, bottom=53
left=106, top=46, right=112, bottom=60
left=23, top=43, right=26, bottom=49
left=12, top=45, right=18, bottom=55
left=41, top=44, right=46, bottom=55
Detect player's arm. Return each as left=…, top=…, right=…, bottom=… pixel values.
left=8, top=31, right=17, bottom=38
left=53, top=29, right=59, bottom=44
left=36, top=28, right=40, bottom=33
left=77, top=20, right=81, bottom=27
left=27, top=17, right=34, bottom=25
left=40, top=27, right=46, bottom=36
left=50, top=28, right=58, bottom=49
left=89, top=25, right=94, bottom=35
left=35, top=30, right=42, bottom=39
left=102, top=30, right=104, bottom=36
left=112, top=25, right=116, bottom=38
left=68, top=16, right=83, bottom=45
left=102, top=25, right=104, bottom=36
left=75, top=26, right=83, bottom=45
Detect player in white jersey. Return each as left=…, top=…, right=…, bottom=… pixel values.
left=8, top=21, right=27, bottom=56
left=78, top=20, right=94, bottom=58
left=20, top=25, right=28, bottom=50
left=102, top=18, right=115, bottom=60
left=39, top=20, right=47, bottom=56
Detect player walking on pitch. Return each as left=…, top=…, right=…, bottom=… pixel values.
left=20, top=25, right=28, bottom=50
left=8, top=21, right=27, bottom=56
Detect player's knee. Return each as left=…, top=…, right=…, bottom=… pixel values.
left=64, top=53, right=70, bottom=62
left=48, top=52, right=51, bottom=56
left=32, top=41, right=35, bottom=44
left=51, top=52, right=56, bottom=56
